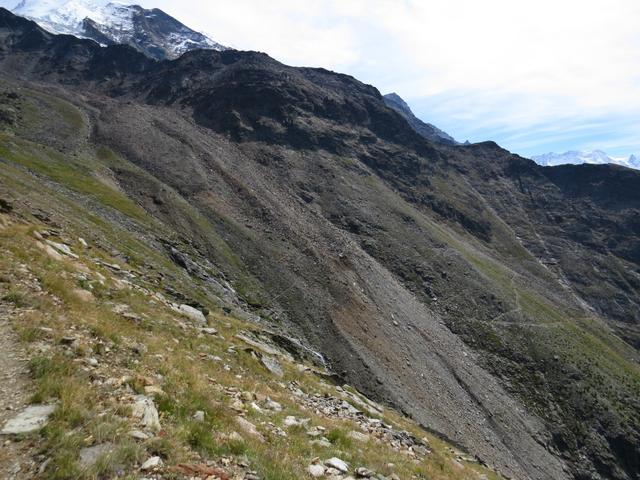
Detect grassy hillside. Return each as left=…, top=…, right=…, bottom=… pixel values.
left=0, top=194, right=500, bottom=480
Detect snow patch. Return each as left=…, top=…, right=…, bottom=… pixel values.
left=11, top=0, right=226, bottom=58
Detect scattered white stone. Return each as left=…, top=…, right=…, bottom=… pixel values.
left=72, top=289, right=94, bottom=302
left=1, top=404, right=56, bottom=434
left=39, top=242, right=63, bottom=261
left=325, top=457, right=349, bottom=473
left=260, top=355, right=284, bottom=377
left=132, top=395, right=161, bottom=432
left=144, top=385, right=164, bottom=396
left=235, top=333, right=284, bottom=357
left=355, top=467, right=375, bottom=478
left=264, top=399, right=282, bottom=412
left=283, top=415, right=309, bottom=427
left=201, top=327, right=218, bottom=335
left=177, top=304, right=207, bottom=324
left=128, top=430, right=150, bottom=440
left=78, top=237, right=88, bottom=248
left=310, top=438, right=332, bottom=448
left=45, top=240, right=78, bottom=259
left=79, top=443, right=114, bottom=469
left=235, top=416, right=265, bottom=442
left=193, top=410, right=205, bottom=423
left=347, top=430, right=370, bottom=443
left=231, top=398, right=245, bottom=412
left=140, top=456, right=163, bottom=471
left=308, top=464, right=325, bottom=477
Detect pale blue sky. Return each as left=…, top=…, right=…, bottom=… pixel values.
left=3, top=0, right=640, bottom=158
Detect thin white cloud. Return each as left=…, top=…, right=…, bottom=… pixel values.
left=3, top=0, right=639, bottom=156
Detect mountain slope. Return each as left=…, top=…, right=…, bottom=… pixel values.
left=11, top=0, right=226, bottom=59
left=383, top=92, right=457, bottom=145
left=0, top=9, right=639, bottom=480
left=532, top=150, right=640, bottom=170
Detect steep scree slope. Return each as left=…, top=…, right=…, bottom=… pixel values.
left=0, top=9, right=639, bottom=480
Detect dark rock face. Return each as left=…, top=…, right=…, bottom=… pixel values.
left=450, top=145, right=640, bottom=348
left=383, top=92, right=457, bottom=145
left=1, top=9, right=639, bottom=480
left=79, top=6, right=226, bottom=60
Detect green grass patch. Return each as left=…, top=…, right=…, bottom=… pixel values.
left=0, top=136, right=149, bottom=223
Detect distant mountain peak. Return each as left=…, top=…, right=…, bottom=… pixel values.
left=531, top=150, right=640, bottom=170
left=383, top=92, right=457, bottom=145
left=11, top=0, right=227, bottom=59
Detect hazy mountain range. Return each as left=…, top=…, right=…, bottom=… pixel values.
left=532, top=150, right=640, bottom=170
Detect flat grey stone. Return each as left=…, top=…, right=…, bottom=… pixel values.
left=260, top=355, right=284, bottom=377
left=177, top=304, right=207, bottom=324
left=140, top=456, right=163, bottom=470
left=79, top=443, right=114, bottom=469
left=325, top=457, right=349, bottom=473
left=1, top=404, right=56, bottom=434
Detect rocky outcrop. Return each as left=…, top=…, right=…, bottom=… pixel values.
left=383, top=92, right=457, bottom=145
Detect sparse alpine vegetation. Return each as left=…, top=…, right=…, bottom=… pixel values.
left=0, top=7, right=639, bottom=480
left=0, top=215, right=500, bottom=480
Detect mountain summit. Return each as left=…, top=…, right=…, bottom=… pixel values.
left=383, top=92, right=457, bottom=145
left=11, top=0, right=226, bottom=59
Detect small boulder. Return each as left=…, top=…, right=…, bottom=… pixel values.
left=235, top=416, right=265, bottom=442
left=140, top=456, right=163, bottom=471
left=306, top=427, right=324, bottom=437
left=132, top=395, right=161, bottom=432
left=310, top=438, right=332, bottom=448
left=355, top=467, right=375, bottom=478
left=264, top=399, right=282, bottom=412
left=193, top=410, right=205, bottom=423
left=45, top=240, right=78, bottom=259
left=178, top=304, right=207, bottom=324
left=284, top=415, right=309, bottom=427
left=325, top=457, right=349, bottom=473
left=308, top=464, right=325, bottom=477
left=260, top=355, right=284, bottom=377
left=128, top=430, right=150, bottom=440
left=79, top=443, right=114, bottom=469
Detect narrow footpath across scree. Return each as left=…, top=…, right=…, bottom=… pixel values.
left=0, top=302, right=34, bottom=479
